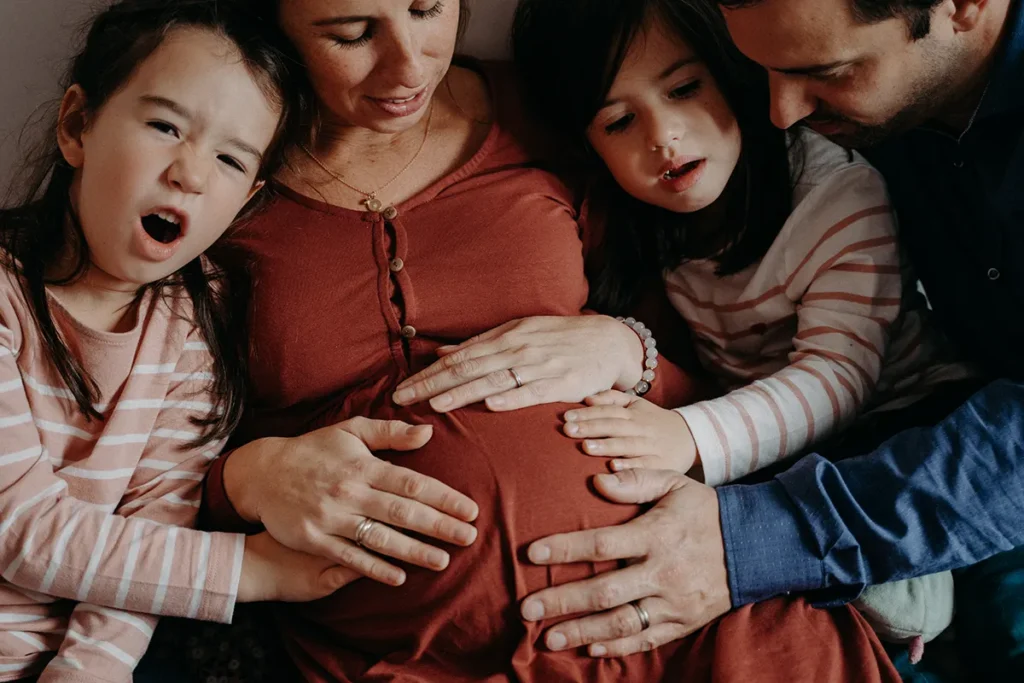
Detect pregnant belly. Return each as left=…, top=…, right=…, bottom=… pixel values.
left=283, top=401, right=668, bottom=682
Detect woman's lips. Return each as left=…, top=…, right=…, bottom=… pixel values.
left=658, top=158, right=707, bottom=193
left=368, top=88, right=429, bottom=117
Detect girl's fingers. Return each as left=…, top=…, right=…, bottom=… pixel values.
left=608, top=455, right=664, bottom=471
left=582, top=436, right=652, bottom=458
left=563, top=405, right=633, bottom=424
left=584, top=391, right=634, bottom=407
left=564, top=416, right=641, bottom=439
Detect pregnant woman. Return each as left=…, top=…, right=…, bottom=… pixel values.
left=201, top=0, right=901, bottom=681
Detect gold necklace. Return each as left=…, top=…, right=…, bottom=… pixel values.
left=301, top=102, right=434, bottom=212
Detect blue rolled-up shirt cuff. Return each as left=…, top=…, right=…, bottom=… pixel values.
left=718, top=480, right=826, bottom=607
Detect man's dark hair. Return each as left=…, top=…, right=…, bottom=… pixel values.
left=718, top=0, right=945, bottom=40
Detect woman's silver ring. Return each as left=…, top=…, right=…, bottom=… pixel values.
left=509, top=367, right=524, bottom=389
left=631, top=600, right=651, bottom=631
left=354, top=517, right=377, bottom=548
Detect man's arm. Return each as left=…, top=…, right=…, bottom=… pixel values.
left=720, top=378, right=1024, bottom=607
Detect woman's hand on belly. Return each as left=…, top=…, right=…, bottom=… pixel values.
left=519, top=469, right=731, bottom=657
left=226, top=417, right=479, bottom=587
left=393, top=315, right=645, bottom=412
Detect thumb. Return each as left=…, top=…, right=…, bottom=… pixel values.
left=338, top=417, right=433, bottom=452
left=593, top=468, right=687, bottom=504
left=322, top=566, right=360, bottom=592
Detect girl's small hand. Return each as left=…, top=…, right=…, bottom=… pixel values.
left=239, top=531, right=360, bottom=604
left=562, top=391, right=699, bottom=475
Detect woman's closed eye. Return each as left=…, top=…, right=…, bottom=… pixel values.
left=330, top=2, right=445, bottom=48
left=411, top=1, right=445, bottom=19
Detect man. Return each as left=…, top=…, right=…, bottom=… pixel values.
left=519, top=0, right=1024, bottom=677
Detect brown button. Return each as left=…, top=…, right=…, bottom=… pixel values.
left=401, top=325, right=417, bottom=339
left=389, top=258, right=405, bottom=273
left=382, top=206, right=399, bottom=220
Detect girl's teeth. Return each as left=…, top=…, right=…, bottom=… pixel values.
left=156, top=211, right=180, bottom=224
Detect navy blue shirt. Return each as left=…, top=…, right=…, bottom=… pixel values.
left=718, top=3, right=1024, bottom=606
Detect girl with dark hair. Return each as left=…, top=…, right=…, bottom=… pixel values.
left=513, top=0, right=973, bottom=657
left=0, top=1, right=355, bottom=680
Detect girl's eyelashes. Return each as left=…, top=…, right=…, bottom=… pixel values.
left=329, top=1, right=444, bottom=48
left=669, top=80, right=702, bottom=100
left=604, top=113, right=635, bottom=135
left=217, top=155, right=246, bottom=174
left=148, top=120, right=180, bottom=137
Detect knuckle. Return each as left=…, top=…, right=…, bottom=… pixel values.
left=486, top=370, right=510, bottom=389
left=451, top=359, right=479, bottom=380
left=364, top=522, right=390, bottom=548
left=388, top=498, right=415, bottom=525
left=592, top=530, right=619, bottom=560
left=593, top=584, right=621, bottom=611
left=640, top=638, right=656, bottom=652
left=441, top=352, right=465, bottom=370
left=527, top=381, right=548, bottom=399
left=399, top=473, right=427, bottom=499
left=612, top=611, right=636, bottom=638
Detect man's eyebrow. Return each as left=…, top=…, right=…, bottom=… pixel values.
left=771, top=60, right=853, bottom=76
left=139, top=95, right=264, bottom=162
left=312, top=15, right=372, bottom=27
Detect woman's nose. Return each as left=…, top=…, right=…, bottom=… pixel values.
left=382, top=28, right=428, bottom=89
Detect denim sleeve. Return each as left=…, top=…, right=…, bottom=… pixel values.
left=717, top=378, right=1024, bottom=608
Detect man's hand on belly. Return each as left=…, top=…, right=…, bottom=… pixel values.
left=519, top=470, right=731, bottom=656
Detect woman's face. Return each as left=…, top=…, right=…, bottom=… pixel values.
left=587, top=18, right=742, bottom=215
left=278, top=0, right=460, bottom=134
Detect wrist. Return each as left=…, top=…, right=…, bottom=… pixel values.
left=224, top=438, right=279, bottom=524
left=238, top=533, right=274, bottom=603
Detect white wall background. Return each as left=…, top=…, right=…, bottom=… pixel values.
left=0, top=0, right=517, bottom=196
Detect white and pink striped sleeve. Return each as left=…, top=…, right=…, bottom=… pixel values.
left=678, top=169, right=902, bottom=486
left=38, top=330, right=244, bottom=683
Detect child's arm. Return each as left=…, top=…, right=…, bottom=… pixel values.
left=565, top=167, right=902, bottom=486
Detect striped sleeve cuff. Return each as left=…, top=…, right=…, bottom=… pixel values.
left=676, top=404, right=728, bottom=487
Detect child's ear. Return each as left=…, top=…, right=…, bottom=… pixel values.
left=246, top=179, right=266, bottom=203
left=56, top=85, right=91, bottom=169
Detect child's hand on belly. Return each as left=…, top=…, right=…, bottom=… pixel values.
left=561, top=391, right=701, bottom=477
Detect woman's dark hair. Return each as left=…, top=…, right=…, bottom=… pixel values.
left=0, top=0, right=303, bottom=447
left=717, top=0, right=944, bottom=41
left=513, top=0, right=795, bottom=314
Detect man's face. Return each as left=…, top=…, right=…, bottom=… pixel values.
left=722, top=0, right=961, bottom=147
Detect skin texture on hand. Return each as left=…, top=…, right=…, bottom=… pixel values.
left=392, top=315, right=644, bottom=412
left=520, top=469, right=731, bottom=656
left=563, top=390, right=701, bottom=476
left=223, top=417, right=479, bottom=587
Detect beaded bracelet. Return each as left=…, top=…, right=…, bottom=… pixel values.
left=616, top=316, right=658, bottom=396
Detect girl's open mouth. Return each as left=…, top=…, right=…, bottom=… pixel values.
left=663, top=159, right=703, bottom=180
left=141, top=211, right=183, bottom=244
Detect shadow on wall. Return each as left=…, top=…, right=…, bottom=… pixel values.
left=0, top=0, right=517, bottom=201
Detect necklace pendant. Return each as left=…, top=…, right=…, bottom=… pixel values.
left=364, top=196, right=383, bottom=213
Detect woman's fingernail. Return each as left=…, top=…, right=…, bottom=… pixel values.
left=529, top=544, right=551, bottom=562
left=393, top=389, right=413, bottom=404
left=564, top=411, right=577, bottom=421
left=487, top=396, right=506, bottom=409
left=432, top=394, right=453, bottom=408
left=590, top=644, right=607, bottom=657
left=610, top=459, right=624, bottom=471
left=564, top=422, right=579, bottom=435
left=585, top=441, right=602, bottom=454
left=430, top=552, right=450, bottom=569
left=522, top=600, right=545, bottom=621
left=547, top=632, right=567, bottom=650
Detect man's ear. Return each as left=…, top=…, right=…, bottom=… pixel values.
left=948, top=0, right=986, bottom=32
left=56, top=85, right=91, bottom=169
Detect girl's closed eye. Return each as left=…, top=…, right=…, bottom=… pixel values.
left=148, top=120, right=180, bottom=137
left=669, top=80, right=702, bottom=100
left=604, top=113, right=635, bottom=135
left=217, top=155, right=246, bottom=173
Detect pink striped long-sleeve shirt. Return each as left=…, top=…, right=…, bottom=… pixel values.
left=0, top=265, right=245, bottom=683
left=667, top=130, right=972, bottom=487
